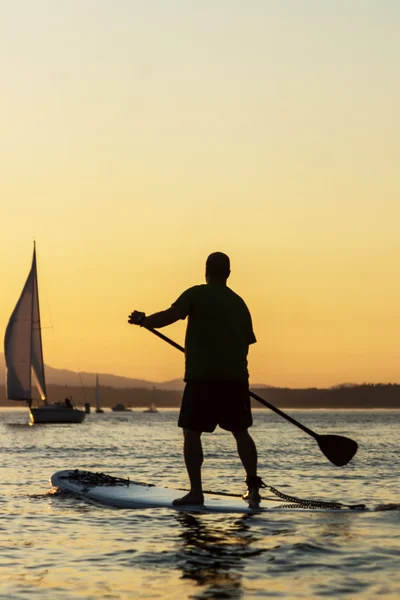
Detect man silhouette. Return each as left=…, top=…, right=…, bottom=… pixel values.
left=129, top=252, right=264, bottom=508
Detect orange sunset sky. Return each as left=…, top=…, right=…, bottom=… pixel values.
left=1, top=1, right=399, bottom=388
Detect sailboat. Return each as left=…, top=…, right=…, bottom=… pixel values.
left=4, top=244, right=86, bottom=424
left=143, top=402, right=158, bottom=413
left=95, top=373, right=104, bottom=413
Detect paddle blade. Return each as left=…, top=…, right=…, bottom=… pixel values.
left=316, top=435, right=358, bottom=466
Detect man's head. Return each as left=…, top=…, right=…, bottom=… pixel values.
left=205, top=252, right=230, bottom=283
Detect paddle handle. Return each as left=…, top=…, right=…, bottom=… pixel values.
left=145, top=326, right=317, bottom=439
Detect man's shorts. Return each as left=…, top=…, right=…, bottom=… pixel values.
left=178, top=379, right=253, bottom=433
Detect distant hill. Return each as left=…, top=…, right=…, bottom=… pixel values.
left=0, top=352, right=184, bottom=390
left=0, top=353, right=271, bottom=391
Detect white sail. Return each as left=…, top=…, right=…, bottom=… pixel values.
left=4, top=245, right=47, bottom=402
left=95, top=374, right=100, bottom=411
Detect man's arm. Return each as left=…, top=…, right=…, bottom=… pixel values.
left=246, top=306, right=257, bottom=345
left=142, top=306, right=185, bottom=328
left=128, top=288, right=192, bottom=329
left=128, top=306, right=185, bottom=329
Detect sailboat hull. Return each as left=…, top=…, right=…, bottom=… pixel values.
left=30, top=405, right=86, bottom=424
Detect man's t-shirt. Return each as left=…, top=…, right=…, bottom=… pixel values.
left=172, top=284, right=256, bottom=382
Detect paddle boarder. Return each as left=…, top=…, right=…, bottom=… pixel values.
left=128, top=252, right=265, bottom=508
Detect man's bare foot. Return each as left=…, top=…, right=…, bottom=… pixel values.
left=243, top=488, right=261, bottom=509
left=172, top=492, right=204, bottom=506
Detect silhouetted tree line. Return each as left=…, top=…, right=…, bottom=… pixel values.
left=1, top=383, right=399, bottom=409
left=252, top=383, right=400, bottom=409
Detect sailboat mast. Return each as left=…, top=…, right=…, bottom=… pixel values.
left=95, top=374, right=100, bottom=410
left=32, top=243, right=47, bottom=401
left=28, top=245, right=36, bottom=405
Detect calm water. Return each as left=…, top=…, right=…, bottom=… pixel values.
left=0, top=407, right=399, bottom=599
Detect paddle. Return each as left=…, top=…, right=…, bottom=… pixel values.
left=141, top=326, right=358, bottom=467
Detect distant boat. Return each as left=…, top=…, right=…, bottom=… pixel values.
left=95, top=374, right=104, bottom=413
left=4, top=244, right=85, bottom=424
left=111, top=403, right=132, bottom=412
left=143, top=402, right=158, bottom=413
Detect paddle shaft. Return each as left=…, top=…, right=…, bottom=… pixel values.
left=144, top=326, right=318, bottom=440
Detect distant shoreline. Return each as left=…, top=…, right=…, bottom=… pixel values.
left=1, top=383, right=399, bottom=409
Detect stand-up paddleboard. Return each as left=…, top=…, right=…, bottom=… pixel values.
left=50, top=470, right=386, bottom=513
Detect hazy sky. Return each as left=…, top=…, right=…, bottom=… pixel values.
left=1, top=1, right=399, bottom=387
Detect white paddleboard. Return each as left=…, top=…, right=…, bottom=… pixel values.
left=50, top=470, right=371, bottom=514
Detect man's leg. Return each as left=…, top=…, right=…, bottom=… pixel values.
left=172, top=429, right=204, bottom=505
left=232, top=429, right=257, bottom=477
left=232, top=429, right=264, bottom=508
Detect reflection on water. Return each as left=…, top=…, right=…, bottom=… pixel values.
left=176, top=513, right=263, bottom=598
